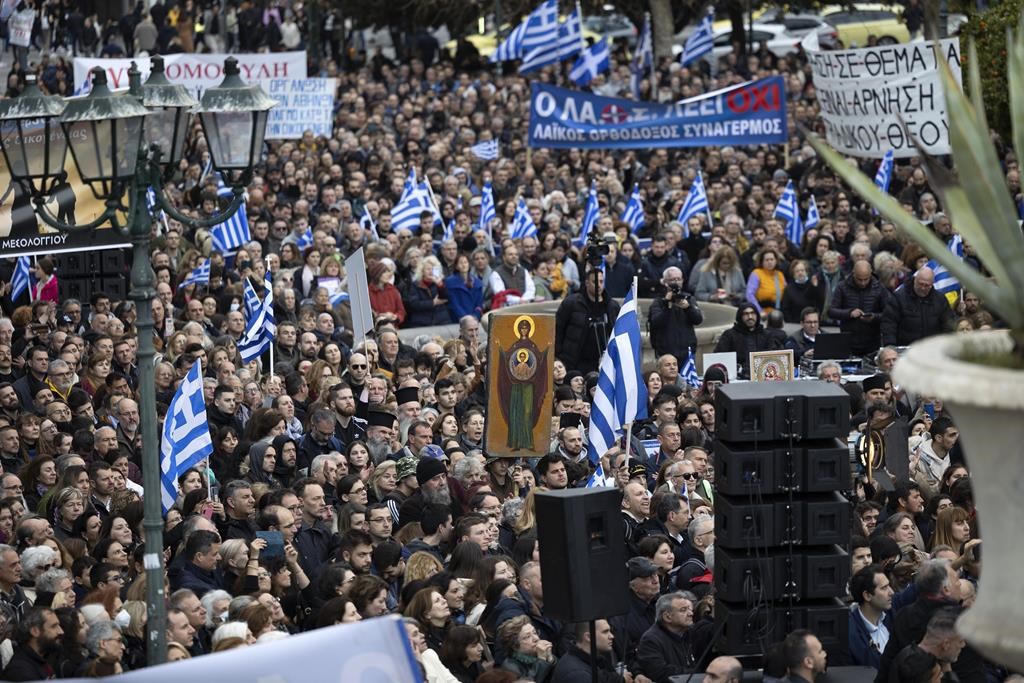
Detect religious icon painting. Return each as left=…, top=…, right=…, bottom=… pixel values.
left=484, top=312, right=555, bottom=458
left=749, top=349, right=795, bottom=382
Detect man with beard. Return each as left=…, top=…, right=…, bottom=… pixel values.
left=344, top=352, right=370, bottom=395
left=44, top=360, right=75, bottom=402
left=298, top=331, right=321, bottom=364
left=4, top=606, right=63, bottom=680
left=712, top=303, right=780, bottom=379
left=296, top=409, right=343, bottom=472
left=292, top=477, right=340, bottom=580
left=365, top=411, right=397, bottom=465
left=0, top=427, right=22, bottom=474
left=0, top=384, right=20, bottom=424
left=398, top=453, right=457, bottom=529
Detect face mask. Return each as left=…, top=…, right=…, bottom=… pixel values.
left=114, top=609, right=131, bottom=629
left=229, top=302, right=240, bottom=312
left=795, top=276, right=808, bottom=285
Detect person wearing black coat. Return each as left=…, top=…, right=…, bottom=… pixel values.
left=550, top=620, right=626, bottom=683
left=712, top=303, right=781, bottom=379
left=880, top=267, right=955, bottom=347
left=647, top=266, right=703, bottom=368
left=780, top=265, right=826, bottom=323
left=636, top=596, right=696, bottom=683
left=403, top=267, right=453, bottom=328
left=828, top=262, right=889, bottom=357
left=555, top=269, right=620, bottom=375
left=604, top=245, right=636, bottom=299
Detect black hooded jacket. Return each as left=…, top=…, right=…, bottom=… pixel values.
left=712, top=304, right=782, bottom=378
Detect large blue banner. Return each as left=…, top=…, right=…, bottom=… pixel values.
left=528, top=77, right=788, bottom=149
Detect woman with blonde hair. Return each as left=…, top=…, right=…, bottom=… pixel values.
left=406, top=255, right=452, bottom=328
left=368, top=460, right=399, bottom=505
left=513, top=489, right=538, bottom=537
left=694, top=245, right=745, bottom=305
left=406, top=551, right=445, bottom=584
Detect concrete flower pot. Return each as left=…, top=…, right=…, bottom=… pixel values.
left=893, top=330, right=1024, bottom=672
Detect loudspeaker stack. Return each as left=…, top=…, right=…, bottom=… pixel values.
left=57, top=249, right=129, bottom=306
left=712, top=380, right=852, bottom=657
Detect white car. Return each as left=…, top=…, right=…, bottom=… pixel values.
left=672, top=21, right=838, bottom=60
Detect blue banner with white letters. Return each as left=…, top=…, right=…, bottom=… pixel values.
left=528, top=77, right=788, bottom=149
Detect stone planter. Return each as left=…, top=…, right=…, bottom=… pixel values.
left=893, top=330, right=1024, bottom=672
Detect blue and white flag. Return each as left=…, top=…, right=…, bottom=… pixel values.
left=419, top=179, right=444, bottom=226
left=330, top=290, right=351, bottom=306
left=569, top=37, right=610, bottom=87
left=677, top=172, right=709, bottom=237
left=514, top=0, right=561, bottom=71
left=775, top=180, right=804, bottom=246
left=238, top=271, right=276, bottom=364
left=181, top=259, right=210, bottom=288
left=10, top=256, right=30, bottom=302
left=680, top=349, right=701, bottom=388
left=621, top=184, right=645, bottom=233
left=479, top=182, right=497, bottom=232
left=391, top=169, right=430, bottom=233
left=491, top=17, right=529, bottom=63
left=556, top=8, right=584, bottom=59
left=588, top=285, right=648, bottom=464
left=295, top=227, right=314, bottom=251
left=443, top=219, right=456, bottom=243
left=470, top=139, right=499, bottom=161
left=805, top=195, right=821, bottom=230
left=680, top=11, right=714, bottom=66
left=243, top=276, right=261, bottom=322
left=160, top=359, right=214, bottom=513
left=574, top=181, right=600, bottom=248
left=360, top=211, right=380, bottom=241
left=874, top=149, right=895, bottom=194
left=210, top=201, right=250, bottom=253
left=631, top=14, right=653, bottom=99
left=510, top=199, right=538, bottom=239
left=521, top=5, right=583, bottom=73
left=927, top=234, right=964, bottom=295
left=585, top=463, right=606, bottom=488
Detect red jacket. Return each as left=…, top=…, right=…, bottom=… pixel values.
left=368, top=282, right=406, bottom=326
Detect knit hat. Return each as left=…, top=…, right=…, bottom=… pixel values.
left=703, top=364, right=728, bottom=384
left=367, top=261, right=387, bottom=282
left=416, top=456, right=448, bottom=486
left=396, top=455, right=418, bottom=481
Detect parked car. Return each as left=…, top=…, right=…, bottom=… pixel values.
left=672, top=21, right=837, bottom=60
left=820, top=3, right=910, bottom=47
left=583, top=12, right=637, bottom=46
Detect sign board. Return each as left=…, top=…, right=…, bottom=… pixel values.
left=528, top=77, right=788, bottom=149
left=265, top=78, right=337, bottom=139
left=804, top=33, right=962, bottom=158
left=345, top=248, right=374, bottom=347
left=0, top=120, right=129, bottom=258
left=72, top=52, right=307, bottom=99
left=485, top=312, right=555, bottom=458
left=8, top=9, right=33, bottom=47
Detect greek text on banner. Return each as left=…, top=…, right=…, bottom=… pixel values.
left=265, top=78, right=337, bottom=140
left=804, top=35, right=962, bottom=158
left=528, top=77, right=788, bottom=150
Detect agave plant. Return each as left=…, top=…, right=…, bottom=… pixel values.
left=807, top=27, right=1024, bottom=337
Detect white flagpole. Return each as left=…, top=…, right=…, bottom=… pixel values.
left=575, top=1, right=586, bottom=53
left=266, top=257, right=275, bottom=379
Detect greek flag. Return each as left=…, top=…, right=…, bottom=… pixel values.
left=927, top=234, right=964, bottom=295
left=419, top=179, right=444, bottom=226
left=181, top=259, right=210, bottom=288
left=360, top=211, right=380, bottom=240
left=677, top=172, right=709, bottom=237
left=210, top=201, right=250, bottom=253
left=680, top=349, right=701, bottom=388
left=443, top=219, right=455, bottom=242
left=492, top=0, right=558, bottom=63
left=391, top=169, right=430, bottom=232
left=296, top=227, right=314, bottom=251
left=479, top=182, right=497, bottom=231
left=575, top=182, right=600, bottom=248
left=588, top=286, right=648, bottom=465
left=492, top=18, right=528, bottom=63
left=160, top=360, right=214, bottom=513
left=10, top=256, right=30, bottom=301
left=145, top=186, right=164, bottom=224
left=775, top=180, right=803, bottom=246
left=631, top=14, right=653, bottom=98
left=621, top=184, right=645, bottom=233
left=521, top=6, right=584, bottom=73
left=680, top=11, right=714, bottom=66
left=585, top=464, right=606, bottom=488
left=510, top=199, right=538, bottom=239
left=238, top=271, right=276, bottom=364
left=330, top=291, right=351, bottom=306
left=805, top=195, right=820, bottom=229
left=570, top=38, right=610, bottom=87
left=874, top=149, right=895, bottom=194
left=470, top=139, right=499, bottom=160
left=242, top=276, right=261, bottom=321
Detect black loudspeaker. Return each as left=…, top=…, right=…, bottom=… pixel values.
left=715, top=599, right=849, bottom=656
left=99, top=249, right=127, bottom=275
left=102, top=277, right=128, bottom=302
left=715, top=546, right=850, bottom=603
left=715, top=439, right=851, bottom=496
left=58, top=277, right=91, bottom=302
left=716, top=492, right=850, bottom=548
left=57, top=252, right=97, bottom=278
left=535, top=488, right=629, bottom=623
left=715, top=381, right=850, bottom=443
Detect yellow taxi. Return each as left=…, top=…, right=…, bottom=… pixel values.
left=820, top=3, right=911, bottom=47
left=445, top=20, right=599, bottom=58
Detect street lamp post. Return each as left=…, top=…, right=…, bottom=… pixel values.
left=0, top=56, right=274, bottom=666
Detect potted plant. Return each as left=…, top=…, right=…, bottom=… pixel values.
left=808, top=29, right=1024, bottom=673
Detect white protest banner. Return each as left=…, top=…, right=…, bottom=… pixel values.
left=72, top=52, right=307, bottom=99
left=265, top=78, right=337, bottom=139
left=8, top=9, right=33, bottom=48
left=803, top=33, right=962, bottom=158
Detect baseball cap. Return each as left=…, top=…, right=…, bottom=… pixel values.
left=627, top=557, right=657, bottom=580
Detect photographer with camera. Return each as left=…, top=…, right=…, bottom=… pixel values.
left=555, top=240, right=620, bottom=375
left=648, top=267, right=703, bottom=371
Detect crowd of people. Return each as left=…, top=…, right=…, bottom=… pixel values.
left=0, top=2, right=1011, bottom=682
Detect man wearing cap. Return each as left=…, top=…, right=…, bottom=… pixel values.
left=365, top=410, right=398, bottom=465
left=610, top=557, right=660, bottom=670
left=398, top=451, right=456, bottom=529
left=385, top=455, right=420, bottom=523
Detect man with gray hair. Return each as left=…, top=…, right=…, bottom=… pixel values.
left=19, top=546, right=55, bottom=605
left=45, top=360, right=75, bottom=401
left=34, top=568, right=75, bottom=607
left=637, top=591, right=696, bottom=681
left=85, top=620, right=125, bottom=670
left=675, top=516, right=714, bottom=598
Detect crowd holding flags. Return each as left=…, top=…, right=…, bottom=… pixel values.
left=569, top=37, right=610, bottom=86
left=587, top=282, right=648, bottom=486
left=677, top=172, right=710, bottom=237
left=574, top=181, right=600, bottom=248
left=238, top=271, right=277, bottom=365
left=680, top=10, right=714, bottom=66
left=181, top=259, right=211, bottom=288
left=160, top=360, right=214, bottom=513
left=621, top=184, right=645, bottom=233
left=510, top=198, right=538, bottom=239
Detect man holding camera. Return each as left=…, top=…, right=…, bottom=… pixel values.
left=648, top=267, right=703, bottom=370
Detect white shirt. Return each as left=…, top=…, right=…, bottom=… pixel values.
left=857, top=606, right=890, bottom=654
left=489, top=267, right=535, bottom=306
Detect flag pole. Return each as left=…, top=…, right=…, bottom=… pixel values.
left=701, top=171, right=713, bottom=233
left=622, top=276, right=639, bottom=462
left=576, top=1, right=586, bottom=53
left=266, top=257, right=275, bottom=379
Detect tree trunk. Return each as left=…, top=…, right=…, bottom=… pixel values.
left=650, top=0, right=674, bottom=60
